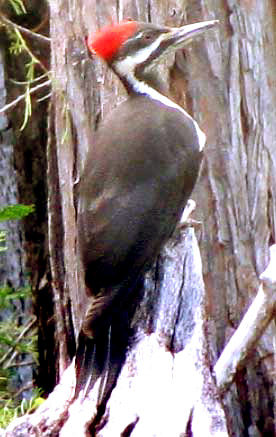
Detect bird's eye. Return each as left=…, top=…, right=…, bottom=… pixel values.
left=144, top=33, right=154, bottom=41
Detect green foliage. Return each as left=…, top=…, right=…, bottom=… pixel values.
left=0, top=285, right=36, bottom=358
left=9, top=27, right=28, bottom=55
left=0, top=204, right=36, bottom=369
left=0, top=284, right=31, bottom=310
left=0, top=202, right=38, bottom=428
left=0, top=284, right=39, bottom=428
left=20, top=391, right=45, bottom=414
left=4, top=0, right=50, bottom=129
left=0, top=204, right=34, bottom=257
left=0, top=5, right=45, bottom=429
left=8, top=0, right=26, bottom=15
left=0, top=390, right=44, bottom=428
left=8, top=28, right=40, bottom=129
left=0, top=204, right=34, bottom=221
left=0, top=402, right=16, bottom=428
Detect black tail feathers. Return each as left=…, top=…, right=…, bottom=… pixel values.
left=74, top=316, right=129, bottom=403
left=74, top=276, right=144, bottom=402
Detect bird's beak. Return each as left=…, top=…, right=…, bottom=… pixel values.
left=164, top=20, right=219, bottom=48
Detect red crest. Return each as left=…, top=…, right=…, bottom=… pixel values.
left=87, top=21, right=138, bottom=61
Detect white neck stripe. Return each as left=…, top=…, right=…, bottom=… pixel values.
left=135, top=81, right=206, bottom=151
left=115, top=44, right=206, bottom=152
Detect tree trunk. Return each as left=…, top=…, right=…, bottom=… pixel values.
left=1, top=0, right=55, bottom=397
left=4, top=0, right=276, bottom=435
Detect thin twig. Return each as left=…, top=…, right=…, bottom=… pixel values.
left=1, top=14, right=49, bottom=73
left=0, top=316, right=37, bottom=367
left=0, top=14, right=51, bottom=44
left=9, top=71, right=51, bottom=86
left=37, top=92, right=52, bottom=102
left=14, top=381, right=34, bottom=399
left=6, top=360, right=36, bottom=369
left=0, top=79, right=51, bottom=114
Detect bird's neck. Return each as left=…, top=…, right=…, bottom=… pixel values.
left=113, top=65, right=206, bottom=152
left=134, top=69, right=170, bottom=97
left=116, top=66, right=169, bottom=99
left=115, top=64, right=179, bottom=109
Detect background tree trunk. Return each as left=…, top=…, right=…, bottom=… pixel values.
left=1, top=0, right=54, bottom=397
left=4, top=0, right=276, bottom=435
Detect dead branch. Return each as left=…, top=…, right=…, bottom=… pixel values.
left=215, top=245, right=276, bottom=391
left=0, top=80, right=51, bottom=114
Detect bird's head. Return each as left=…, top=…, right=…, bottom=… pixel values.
left=87, top=20, right=218, bottom=72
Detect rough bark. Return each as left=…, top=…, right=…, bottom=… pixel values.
left=2, top=0, right=56, bottom=396
left=187, top=1, right=276, bottom=434
left=0, top=47, right=23, bottom=289
left=48, top=0, right=276, bottom=435
left=0, top=1, right=55, bottom=397
left=0, top=42, right=33, bottom=401
left=5, top=227, right=229, bottom=436
left=4, top=236, right=276, bottom=436
left=3, top=0, right=276, bottom=435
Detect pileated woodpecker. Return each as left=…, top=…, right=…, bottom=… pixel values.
left=76, top=19, right=217, bottom=397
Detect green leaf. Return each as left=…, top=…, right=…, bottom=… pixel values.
left=0, top=285, right=31, bottom=309
left=9, top=0, right=27, bottom=15
left=0, top=204, right=35, bottom=221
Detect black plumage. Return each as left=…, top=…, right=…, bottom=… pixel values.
left=75, top=19, right=217, bottom=399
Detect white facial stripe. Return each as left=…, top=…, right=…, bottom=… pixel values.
left=116, top=34, right=165, bottom=77
left=131, top=30, right=145, bottom=40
